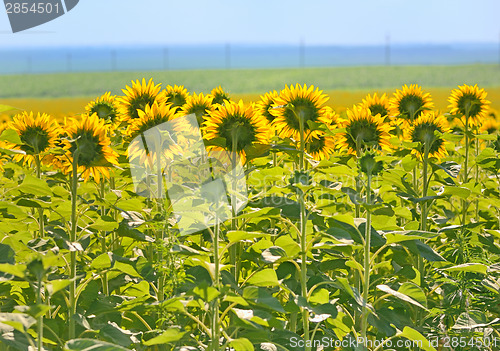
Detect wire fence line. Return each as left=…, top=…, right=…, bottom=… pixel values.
left=0, top=43, right=498, bottom=74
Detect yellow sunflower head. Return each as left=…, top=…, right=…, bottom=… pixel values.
left=448, top=84, right=490, bottom=127
left=85, top=92, right=119, bottom=123
left=203, top=100, right=269, bottom=163
left=126, top=102, right=184, bottom=163
left=359, top=93, right=390, bottom=119
left=389, top=84, right=434, bottom=124
left=211, top=86, right=231, bottom=106
left=8, top=111, right=61, bottom=166
left=117, top=78, right=166, bottom=121
left=406, top=111, right=449, bottom=160
left=479, top=116, right=499, bottom=134
left=164, top=84, right=189, bottom=111
left=256, top=90, right=280, bottom=124
left=303, top=131, right=336, bottom=161
left=270, top=84, right=331, bottom=141
left=180, top=92, right=215, bottom=132
left=61, top=113, right=118, bottom=183
left=338, top=105, right=393, bottom=155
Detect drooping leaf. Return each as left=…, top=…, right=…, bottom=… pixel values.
left=435, top=161, right=461, bottom=178
left=443, top=263, right=488, bottom=275
left=452, top=310, right=500, bottom=330
left=377, top=284, right=427, bottom=310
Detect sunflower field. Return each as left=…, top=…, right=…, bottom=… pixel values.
left=1, top=78, right=500, bottom=351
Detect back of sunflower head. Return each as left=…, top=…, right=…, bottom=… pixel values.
left=127, top=113, right=248, bottom=236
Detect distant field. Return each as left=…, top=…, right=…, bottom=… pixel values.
left=1, top=64, right=500, bottom=99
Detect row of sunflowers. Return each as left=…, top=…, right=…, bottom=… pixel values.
left=0, top=79, right=499, bottom=351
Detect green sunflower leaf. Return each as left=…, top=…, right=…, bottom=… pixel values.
left=0, top=104, right=16, bottom=113
left=143, top=328, right=185, bottom=346
left=0, top=129, right=22, bottom=145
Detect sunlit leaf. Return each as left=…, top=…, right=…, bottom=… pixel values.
left=396, top=327, right=437, bottom=351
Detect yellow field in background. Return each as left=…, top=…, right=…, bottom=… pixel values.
left=2, top=87, right=500, bottom=121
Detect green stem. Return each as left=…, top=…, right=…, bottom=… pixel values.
left=34, top=155, right=44, bottom=238
left=156, top=146, right=165, bottom=303
left=37, top=277, right=43, bottom=351
left=460, top=112, right=471, bottom=264
left=417, top=145, right=430, bottom=326
left=419, top=146, right=430, bottom=280
left=230, top=132, right=240, bottom=284
left=69, top=152, right=79, bottom=340
left=109, top=177, right=118, bottom=251
left=474, top=129, right=480, bottom=221
left=99, top=181, right=109, bottom=296
left=298, top=110, right=310, bottom=349
left=361, top=171, right=372, bottom=346
left=212, top=218, right=221, bottom=351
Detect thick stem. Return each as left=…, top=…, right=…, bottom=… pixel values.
left=361, top=172, right=372, bottom=345
left=68, top=153, right=79, bottom=340
left=419, top=146, right=430, bottom=278
left=417, top=146, right=430, bottom=326
left=35, top=155, right=44, bottom=238
left=99, top=181, right=109, bottom=296
left=460, top=113, right=471, bottom=264
left=109, top=176, right=118, bottom=251
left=474, top=129, right=480, bottom=221
left=298, top=111, right=310, bottom=349
left=230, top=132, right=240, bottom=283
left=156, top=147, right=165, bottom=303
left=212, top=219, right=221, bottom=351
left=37, top=277, right=43, bottom=351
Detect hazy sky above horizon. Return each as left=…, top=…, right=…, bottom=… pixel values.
left=1, top=0, right=499, bottom=48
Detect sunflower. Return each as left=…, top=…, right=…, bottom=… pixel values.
left=180, top=92, right=215, bottom=132
left=448, top=84, right=490, bottom=127
left=8, top=111, right=60, bottom=167
left=60, top=113, right=118, bottom=183
left=270, top=84, right=331, bottom=141
left=126, top=102, right=184, bottom=164
left=256, top=90, right=279, bottom=124
left=203, top=100, right=269, bottom=163
left=164, top=84, right=189, bottom=111
left=85, top=92, right=119, bottom=123
left=338, top=105, right=393, bottom=155
left=479, top=117, right=499, bottom=134
left=117, top=78, right=166, bottom=121
left=303, top=131, right=336, bottom=161
left=211, top=86, right=231, bottom=106
left=406, top=111, right=449, bottom=160
left=389, top=84, right=434, bottom=125
left=359, top=93, right=390, bottom=119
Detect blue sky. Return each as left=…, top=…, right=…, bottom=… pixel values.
left=1, top=0, right=499, bottom=47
